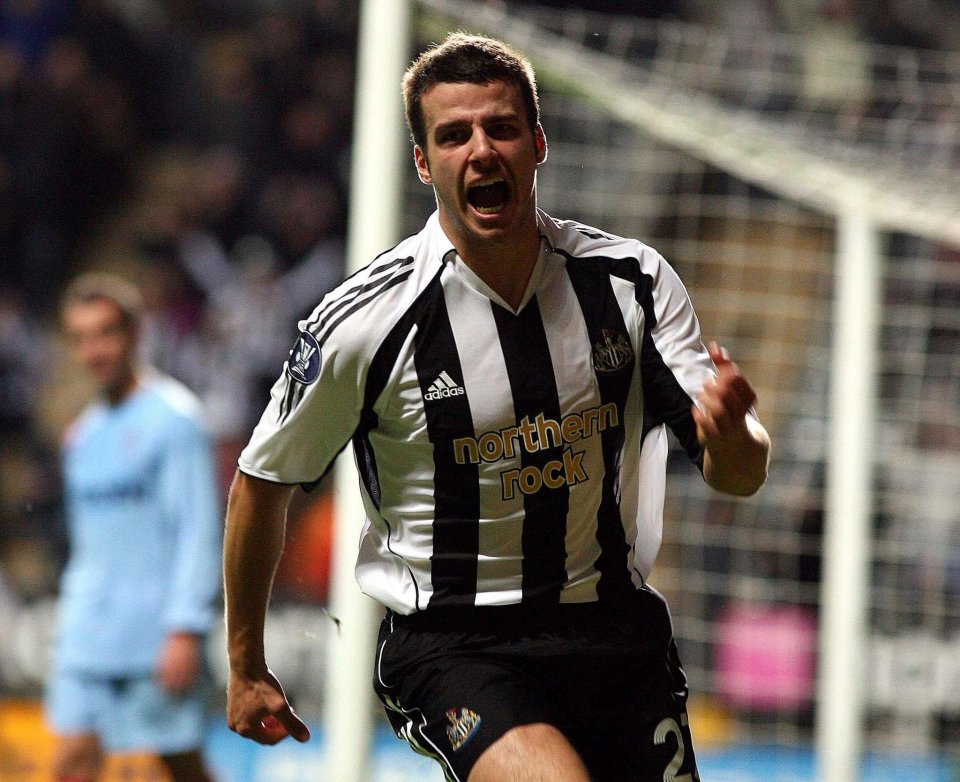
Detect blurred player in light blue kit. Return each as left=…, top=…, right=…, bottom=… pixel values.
left=47, top=272, right=221, bottom=782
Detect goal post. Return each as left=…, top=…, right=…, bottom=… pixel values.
left=817, top=199, right=882, bottom=782
left=324, top=3, right=411, bottom=781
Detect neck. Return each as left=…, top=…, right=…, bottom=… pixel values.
left=454, top=218, right=542, bottom=311
left=104, top=369, right=140, bottom=405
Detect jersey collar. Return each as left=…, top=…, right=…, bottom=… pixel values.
left=428, top=210, right=555, bottom=316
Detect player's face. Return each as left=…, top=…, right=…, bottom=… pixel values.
left=63, top=299, right=138, bottom=400
left=414, top=80, right=546, bottom=256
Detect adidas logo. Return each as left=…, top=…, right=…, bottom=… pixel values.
left=425, top=371, right=465, bottom=401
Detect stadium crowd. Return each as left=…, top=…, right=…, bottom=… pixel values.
left=0, top=0, right=357, bottom=607
left=0, top=0, right=957, bottom=630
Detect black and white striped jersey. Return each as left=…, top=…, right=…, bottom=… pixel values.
left=239, top=210, right=715, bottom=614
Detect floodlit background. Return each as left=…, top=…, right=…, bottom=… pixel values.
left=1, top=1, right=959, bottom=780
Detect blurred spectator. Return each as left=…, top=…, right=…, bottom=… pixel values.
left=0, top=0, right=72, bottom=67
left=179, top=145, right=254, bottom=252
left=0, top=435, right=62, bottom=599
left=178, top=170, right=346, bottom=442
left=859, top=0, right=945, bottom=50
left=0, top=289, right=62, bottom=600
left=189, top=29, right=262, bottom=150
left=505, top=0, right=687, bottom=18
left=886, top=381, right=960, bottom=625
left=0, top=290, right=47, bottom=435
left=0, top=4, right=139, bottom=312
left=249, top=9, right=356, bottom=181
left=255, top=169, right=346, bottom=269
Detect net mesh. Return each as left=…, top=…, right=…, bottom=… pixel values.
left=407, top=0, right=960, bottom=760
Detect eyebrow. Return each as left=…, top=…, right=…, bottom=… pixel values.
left=432, top=112, right=522, bottom=138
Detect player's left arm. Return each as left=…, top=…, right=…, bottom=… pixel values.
left=158, top=415, right=224, bottom=692
left=694, top=342, right=770, bottom=496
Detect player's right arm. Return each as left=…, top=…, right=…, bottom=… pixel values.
left=223, top=469, right=310, bottom=745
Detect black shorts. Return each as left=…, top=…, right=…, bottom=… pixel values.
left=373, top=586, right=700, bottom=782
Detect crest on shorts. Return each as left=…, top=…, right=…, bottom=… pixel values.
left=445, top=707, right=482, bottom=751
left=286, top=331, right=321, bottom=384
left=592, top=329, right=633, bottom=373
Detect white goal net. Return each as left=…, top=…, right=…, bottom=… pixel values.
left=390, top=1, right=960, bottom=777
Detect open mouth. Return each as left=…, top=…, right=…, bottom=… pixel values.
left=467, top=178, right=510, bottom=215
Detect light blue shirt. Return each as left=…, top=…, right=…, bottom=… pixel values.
left=55, top=370, right=222, bottom=676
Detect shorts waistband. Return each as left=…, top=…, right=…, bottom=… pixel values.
left=387, top=592, right=659, bottom=634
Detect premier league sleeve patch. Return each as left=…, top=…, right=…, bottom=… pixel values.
left=286, top=331, right=322, bottom=385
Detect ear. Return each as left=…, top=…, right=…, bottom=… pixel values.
left=535, top=124, right=548, bottom=165
left=414, top=145, right=432, bottom=185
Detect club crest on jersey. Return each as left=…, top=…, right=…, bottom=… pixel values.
left=592, top=329, right=633, bottom=373
left=286, top=331, right=321, bottom=385
left=445, top=707, right=481, bottom=751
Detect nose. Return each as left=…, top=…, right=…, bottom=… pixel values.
left=468, top=129, right=497, bottom=166
left=75, top=337, right=104, bottom=365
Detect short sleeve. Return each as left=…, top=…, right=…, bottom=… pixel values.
left=239, top=324, right=367, bottom=485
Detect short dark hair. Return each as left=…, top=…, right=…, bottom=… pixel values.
left=61, top=272, right=143, bottom=332
left=402, top=32, right=540, bottom=151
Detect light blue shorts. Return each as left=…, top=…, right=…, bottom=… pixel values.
left=45, top=670, right=210, bottom=754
